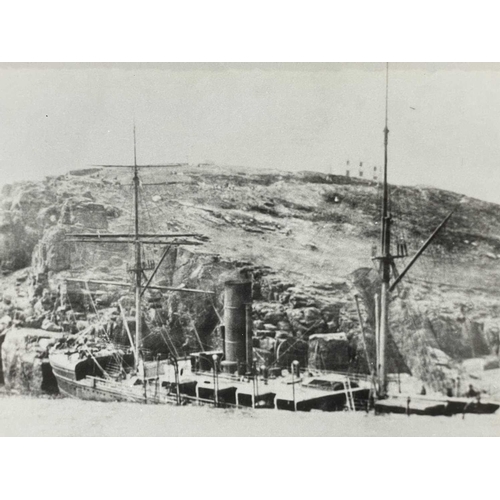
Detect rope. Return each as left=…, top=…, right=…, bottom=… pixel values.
left=186, top=311, right=205, bottom=351
left=84, top=281, right=111, bottom=342
left=268, top=320, right=322, bottom=369
left=145, top=302, right=180, bottom=358
left=85, top=349, right=111, bottom=380
left=64, top=285, right=79, bottom=325
left=211, top=300, right=223, bottom=323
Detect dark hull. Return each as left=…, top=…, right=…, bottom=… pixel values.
left=50, top=351, right=153, bottom=404
left=445, top=398, right=500, bottom=415
left=51, top=351, right=497, bottom=416
left=375, top=395, right=499, bottom=416
left=54, top=370, right=147, bottom=403
left=375, top=398, right=447, bottom=416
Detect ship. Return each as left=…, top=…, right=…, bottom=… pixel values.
left=49, top=67, right=499, bottom=416
left=49, top=127, right=371, bottom=412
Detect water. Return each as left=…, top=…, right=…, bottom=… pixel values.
left=1, top=392, right=499, bottom=436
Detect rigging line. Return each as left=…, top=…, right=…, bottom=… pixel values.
left=186, top=311, right=206, bottom=351
left=267, top=320, right=322, bottom=369
left=210, top=299, right=223, bottom=323
left=198, top=319, right=221, bottom=352
left=140, top=184, right=172, bottom=269
left=151, top=318, right=179, bottom=358
left=64, top=294, right=103, bottom=343
left=162, top=327, right=180, bottom=358
left=141, top=245, right=172, bottom=298
left=139, top=183, right=159, bottom=264
left=118, top=300, right=135, bottom=351
left=139, top=182, right=155, bottom=234
left=156, top=330, right=177, bottom=358
left=63, top=285, right=79, bottom=325
left=84, top=281, right=111, bottom=342
left=146, top=299, right=180, bottom=357
left=85, top=348, right=112, bottom=380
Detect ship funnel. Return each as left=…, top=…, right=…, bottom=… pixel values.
left=222, top=280, right=252, bottom=375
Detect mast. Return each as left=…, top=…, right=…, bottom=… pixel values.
left=133, top=124, right=142, bottom=372
left=378, top=63, right=391, bottom=398
left=372, top=63, right=456, bottom=398
left=66, top=128, right=213, bottom=376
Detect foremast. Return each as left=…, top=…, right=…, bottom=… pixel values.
left=65, top=127, right=214, bottom=375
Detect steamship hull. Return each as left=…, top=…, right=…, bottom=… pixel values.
left=52, top=368, right=145, bottom=403
left=49, top=351, right=150, bottom=403
left=445, top=397, right=500, bottom=415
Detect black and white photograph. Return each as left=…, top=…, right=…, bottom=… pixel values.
left=0, top=61, right=499, bottom=440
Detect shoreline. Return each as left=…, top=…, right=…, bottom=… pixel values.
left=1, top=392, right=499, bottom=437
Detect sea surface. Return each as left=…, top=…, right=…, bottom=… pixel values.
left=1, top=392, right=499, bottom=436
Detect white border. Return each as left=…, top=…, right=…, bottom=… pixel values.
left=0, top=1, right=498, bottom=498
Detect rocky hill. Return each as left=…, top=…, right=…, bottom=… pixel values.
left=1, top=164, right=500, bottom=396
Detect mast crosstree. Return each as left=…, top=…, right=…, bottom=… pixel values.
left=373, top=63, right=456, bottom=398
left=66, top=127, right=212, bottom=373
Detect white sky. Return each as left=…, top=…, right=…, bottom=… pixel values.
left=1, top=62, right=499, bottom=203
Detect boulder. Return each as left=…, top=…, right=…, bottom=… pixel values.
left=259, top=276, right=294, bottom=302
left=41, top=318, right=63, bottom=332
left=258, top=337, right=276, bottom=351
left=263, top=323, right=277, bottom=331
left=277, top=320, right=292, bottom=331
left=286, top=307, right=326, bottom=335
left=59, top=197, right=109, bottom=230
left=1, top=328, right=63, bottom=394
left=289, top=293, right=317, bottom=309
left=252, top=302, right=286, bottom=323
left=0, top=212, right=39, bottom=270
left=275, top=337, right=308, bottom=368
left=0, top=314, right=12, bottom=333
left=31, top=225, right=72, bottom=274
left=319, top=300, right=344, bottom=326
left=253, top=319, right=264, bottom=330
left=308, top=333, right=350, bottom=372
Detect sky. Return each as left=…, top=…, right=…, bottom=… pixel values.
left=0, top=62, right=499, bottom=203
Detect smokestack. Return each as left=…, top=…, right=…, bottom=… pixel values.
left=223, top=280, right=252, bottom=375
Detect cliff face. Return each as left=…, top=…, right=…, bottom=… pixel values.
left=1, top=164, right=500, bottom=395
left=1, top=328, right=62, bottom=394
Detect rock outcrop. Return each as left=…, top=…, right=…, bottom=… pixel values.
left=1, top=328, right=62, bottom=394
left=59, top=197, right=109, bottom=229
left=1, top=164, right=500, bottom=396
left=31, top=226, right=72, bottom=275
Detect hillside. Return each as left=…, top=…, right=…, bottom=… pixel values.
left=1, top=164, right=500, bottom=395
